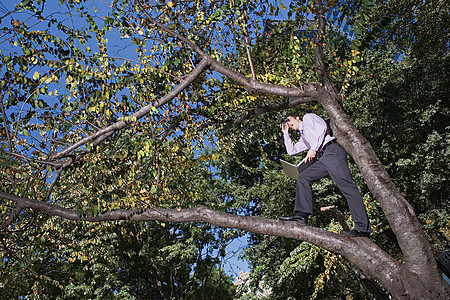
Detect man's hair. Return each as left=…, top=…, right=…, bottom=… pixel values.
left=283, top=113, right=298, bottom=123
left=284, top=113, right=297, bottom=118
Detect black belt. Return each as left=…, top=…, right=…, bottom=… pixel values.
left=319, top=139, right=337, bottom=156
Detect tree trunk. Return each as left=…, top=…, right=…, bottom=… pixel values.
left=315, top=87, right=448, bottom=298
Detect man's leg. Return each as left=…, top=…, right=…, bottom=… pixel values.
left=295, top=161, right=328, bottom=215
left=324, top=143, right=371, bottom=233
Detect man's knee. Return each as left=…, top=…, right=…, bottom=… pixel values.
left=297, top=172, right=312, bottom=184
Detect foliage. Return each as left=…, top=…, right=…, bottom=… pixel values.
left=335, top=0, right=449, bottom=57
left=345, top=48, right=450, bottom=253
left=0, top=215, right=237, bottom=299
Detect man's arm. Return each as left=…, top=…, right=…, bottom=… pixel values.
left=282, top=123, right=306, bottom=155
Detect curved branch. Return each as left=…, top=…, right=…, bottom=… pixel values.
left=202, top=89, right=318, bottom=127
left=0, top=189, right=427, bottom=298
left=52, top=57, right=211, bottom=160
left=209, top=59, right=313, bottom=98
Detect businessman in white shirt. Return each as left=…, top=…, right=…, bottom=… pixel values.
left=280, top=113, right=372, bottom=237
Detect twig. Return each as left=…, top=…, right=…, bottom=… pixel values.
left=0, top=93, right=14, bottom=152
left=320, top=205, right=350, bottom=231
left=243, top=7, right=256, bottom=80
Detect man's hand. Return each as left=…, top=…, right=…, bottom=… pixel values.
left=306, top=149, right=316, bottom=162
left=281, top=123, right=289, bottom=134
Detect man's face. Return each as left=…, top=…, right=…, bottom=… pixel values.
left=285, top=116, right=301, bottom=131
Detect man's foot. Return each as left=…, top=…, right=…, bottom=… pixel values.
left=279, top=214, right=307, bottom=225
left=340, top=229, right=371, bottom=238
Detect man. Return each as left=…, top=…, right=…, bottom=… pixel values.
left=280, top=113, right=372, bottom=238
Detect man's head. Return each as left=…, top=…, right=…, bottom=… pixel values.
left=284, top=114, right=302, bottom=131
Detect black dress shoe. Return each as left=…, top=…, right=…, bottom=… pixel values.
left=340, top=229, right=371, bottom=238
left=279, top=214, right=307, bottom=224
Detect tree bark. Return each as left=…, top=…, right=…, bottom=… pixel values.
left=315, top=78, right=447, bottom=298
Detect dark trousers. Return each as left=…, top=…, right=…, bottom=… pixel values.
left=295, top=142, right=371, bottom=233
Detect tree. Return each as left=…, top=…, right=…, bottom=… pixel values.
left=1, top=0, right=449, bottom=298
left=235, top=32, right=449, bottom=298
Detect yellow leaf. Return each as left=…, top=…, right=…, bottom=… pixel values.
left=33, top=71, right=40, bottom=80
left=168, top=1, right=174, bottom=8
left=151, top=106, right=158, bottom=112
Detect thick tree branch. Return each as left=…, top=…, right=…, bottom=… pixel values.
left=0, top=189, right=432, bottom=298
left=202, top=88, right=318, bottom=127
